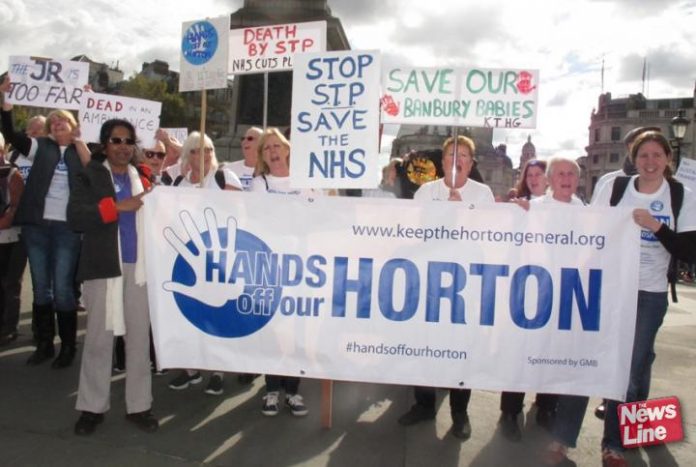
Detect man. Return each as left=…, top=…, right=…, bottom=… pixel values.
left=398, top=135, right=494, bottom=440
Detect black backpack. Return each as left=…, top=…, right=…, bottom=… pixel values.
left=610, top=176, right=684, bottom=302
left=161, top=167, right=226, bottom=189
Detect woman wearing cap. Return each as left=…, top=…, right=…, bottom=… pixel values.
left=0, top=76, right=90, bottom=369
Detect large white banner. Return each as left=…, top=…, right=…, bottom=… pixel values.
left=290, top=50, right=381, bottom=189
left=5, top=56, right=89, bottom=110
left=179, top=16, right=230, bottom=92
left=79, top=92, right=162, bottom=147
left=381, top=66, right=539, bottom=128
left=228, top=21, right=326, bottom=74
left=145, top=189, right=640, bottom=400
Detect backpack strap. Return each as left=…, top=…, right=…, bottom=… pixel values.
left=262, top=174, right=269, bottom=191
left=160, top=171, right=173, bottom=186
left=214, top=169, right=226, bottom=189
left=609, top=176, right=631, bottom=206
left=666, top=178, right=685, bottom=302
left=172, top=175, right=184, bottom=187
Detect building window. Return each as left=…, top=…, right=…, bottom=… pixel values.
left=611, top=127, right=621, bottom=141
left=610, top=153, right=620, bottom=163
left=594, top=128, right=600, bottom=142
left=592, top=176, right=598, bottom=191
left=592, top=154, right=599, bottom=164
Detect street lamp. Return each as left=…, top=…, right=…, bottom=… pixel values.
left=671, top=109, right=690, bottom=169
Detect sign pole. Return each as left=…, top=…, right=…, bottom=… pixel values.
left=450, top=126, right=459, bottom=189
left=199, top=89, right=207, bottom=188
left=263, top=72, right=269, bottom=130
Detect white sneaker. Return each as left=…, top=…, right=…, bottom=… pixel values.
left=261, top=391, right=280, bottom=416
left=286, top=394, right=308, bottom=416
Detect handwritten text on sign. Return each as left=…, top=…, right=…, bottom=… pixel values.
left=228, top=21, right=326, bottom=74
left=79, top=92, right=162, bottom=147
left=5, top=56, right=89, bottom=110
left=290, top=51, right=381, bottom=189
left=381, top=67, right=539, bottom=128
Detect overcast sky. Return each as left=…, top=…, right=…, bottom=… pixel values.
left=1, top=0, right=694, bottom=166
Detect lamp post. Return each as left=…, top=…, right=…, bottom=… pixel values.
left=670, top=109, right=690, bottom=169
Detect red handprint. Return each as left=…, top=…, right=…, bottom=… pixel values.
left=381, top=94, right=400, bottom=116
left=516, top=71, right=537, bottom=95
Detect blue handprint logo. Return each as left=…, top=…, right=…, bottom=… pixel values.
left=182, top=21, right=218, bottom=65
left=164, top=208, right=281, bottom=338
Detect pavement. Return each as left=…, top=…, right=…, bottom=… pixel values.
left=1, top=275, right=695, bottom=467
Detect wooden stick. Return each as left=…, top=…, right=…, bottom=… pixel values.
left=199, top=88, right=207, bottom=188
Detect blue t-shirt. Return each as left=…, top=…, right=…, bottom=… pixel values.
left=112, top=172, right=137, bottom=263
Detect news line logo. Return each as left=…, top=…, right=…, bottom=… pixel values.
left=619, top=396, right=684, bottom=448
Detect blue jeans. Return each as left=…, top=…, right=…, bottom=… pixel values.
left=602, top=290, right=668, bottom=452
left=551, top=394, right=589, bottom=448
left=22, top=222, right=81, bottom=311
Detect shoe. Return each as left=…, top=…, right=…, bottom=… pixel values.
left=26, top=340, right=55, bottom=365
left=536, top=407, right=556, bottom=431
left=168, top=370, right=202, bottom=390
left=74, top=411, right=104, bottom=436
left=397, top=404, right=436, bottom=426
left=153, top=368, right=168, bottom=376
left=542, top=441, right=569, bottom=466
left=261, top=391, right=280, bottom=416
left=237, top=373, right=257, bottom=385
left=595, top=402, right=606, bottom=420
left=126, top=410, right=159, bottom=433
left=286, top=393, right=309, bottom=416
left=204, top=374, right=224, bottom=395
left=499, top=412, right=522, bottom=442
left=0, top=331, right=18, bottom=346
left=26, top=304, right=55, bottom=366
left=51, top=310, right=77, bottom=369
left=601, top=448, right=627, bottom=467
left=450, top=413, right=472, bottom=440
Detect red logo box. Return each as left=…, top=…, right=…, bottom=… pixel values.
left=619, top=396, right=683, bottom=448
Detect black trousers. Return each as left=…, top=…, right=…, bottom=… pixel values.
left=414, top=386, right=471, bottom=420
left=500, top=391, right=558, bottom=415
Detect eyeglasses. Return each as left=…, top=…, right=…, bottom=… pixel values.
left=108, top=137, right=136, bottom=146
left=241, top=136, right=256, bottom=142
left=145, top=151, right=166, bottom=160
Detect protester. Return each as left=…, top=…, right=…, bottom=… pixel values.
left=230, top=126, right=262, bottom=190
left=514, top=159, right=548, bottom=200
left=361, top=158, right=402, bottom=198
left=0, top=131, right=25, bottom=345
left=140, top=140, right=167, bottom=182
left=592, top=131, right=696, bottom=466
left=166, top=131, right=242, bottom=396
left=399, top=135, right=494, bottom=440
left=251, top=127, right=317, bottom=417
left=68, top=118, right=157, bottom=435
left=1, top=77, right=90, bottom=368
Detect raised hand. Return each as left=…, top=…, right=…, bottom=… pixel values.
left=162, top=208, right=244, bottom=306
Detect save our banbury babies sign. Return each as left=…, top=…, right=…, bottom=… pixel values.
left=290, top=50, right=381, bottom=189
left=381, top=66, right=540, bottom=128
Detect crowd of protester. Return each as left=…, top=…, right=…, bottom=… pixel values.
left=1, top=72, right=695, bottom=467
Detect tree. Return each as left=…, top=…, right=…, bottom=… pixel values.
left=119, top=74, right=187, bottom=128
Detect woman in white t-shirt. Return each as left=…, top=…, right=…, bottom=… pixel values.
left=589, top=131, right=696, bottom=464
left=166, top=132, right=241, bottom=397
left=251, top=127, right=313, bottom=417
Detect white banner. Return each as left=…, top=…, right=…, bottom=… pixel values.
left=145, top=189, right=640, bottom=400
left=5, top=56, right=89, bottom=110
left=676, top=157, right=696, bottom=194
left=290, top=50, right=381, bottom=189
left=381, top=66, right=539, bottom=128
left=161, top=128, right=189, bottom=145
left=228, top=21, right=327, bottom=74
left=79, top=92, right=162, bottom=148
left=179, top=16, right=230, bottom=92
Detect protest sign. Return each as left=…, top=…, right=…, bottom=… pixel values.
left=381, top=66, right=539, bottom=128
left=228, top=21, right=327, bottom=74
left=290, top=50, right=381, bottom=189
left=5, top=56, right=88, bottom=110
left=79, top=92, right=162, bottom=147
left=676, top=157, right=696, bottom=194
left=145, top=190, right=640, bottom=400
left=179, top=16, right=230, bottom=92
left=161, top=128, right=189, bottom=145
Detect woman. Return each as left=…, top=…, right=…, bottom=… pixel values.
left=251, top=127, right=316, bottom=417
left=0, top=77, right=90, bottom=368
left=68, top=119, right=157, bottom=435
left=544, top=132, right=696, bottom=465
left=0, top=131, right=25, bottom=345
left=229, top=126, right=262, bottom=190
left=140, top=140, right=167, bottom=182
left=167, top=132, right=241, bottom=396
left=514, top=159, right=547, bottom=200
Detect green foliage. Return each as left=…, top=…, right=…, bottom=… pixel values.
left=119, top=74, right=186, bottom=127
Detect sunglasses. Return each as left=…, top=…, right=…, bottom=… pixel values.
left=108, top=137, right=136, bottom=146
left=241, top=136, right=256, bottom=142
left=145, top=151, right=166, bottom=160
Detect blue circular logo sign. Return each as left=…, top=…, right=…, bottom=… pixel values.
left=650, top=200, right=664, bottom=212
left=171, top=228, right=282, bottom=338
left=182, top=21, right=218, bottom=66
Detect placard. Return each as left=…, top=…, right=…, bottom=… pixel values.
left=179, top=16, right=230, bottom=92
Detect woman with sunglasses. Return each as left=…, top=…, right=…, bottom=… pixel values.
left=68, top=118, right=158, bottom=435
left=140, top=140, right=167, bottom=183
left=1, top=76, right=90, bottom=369
left=229, top=126, right=262, bottom=191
